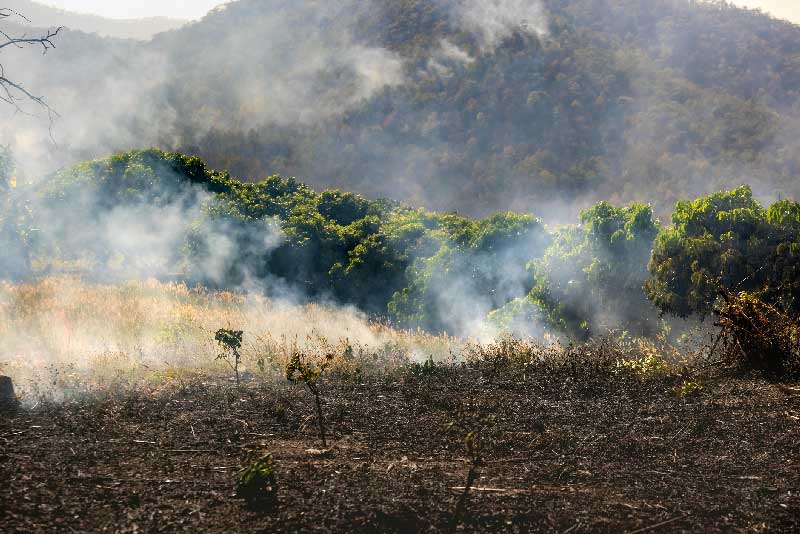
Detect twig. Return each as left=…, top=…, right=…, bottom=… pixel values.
left=625, top=514, right=688, bottom=534
left=450, top=486, right=509, bottom=492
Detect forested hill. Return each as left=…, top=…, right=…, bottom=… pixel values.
left=4, top=0, right=800, bottom=217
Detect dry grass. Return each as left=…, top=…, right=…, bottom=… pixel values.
left=0, top=277, right=459, bottom=402
left=0, top=277, right=709, bottom=405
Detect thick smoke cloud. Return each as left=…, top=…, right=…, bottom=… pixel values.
left=0, top=0, right=406, bottom=176
left=1, top=0, right=791, bottom=348
left=27, top=171, right=284, bottom=287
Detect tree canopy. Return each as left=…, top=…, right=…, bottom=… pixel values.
left=645, top=186, right=800, bottom=318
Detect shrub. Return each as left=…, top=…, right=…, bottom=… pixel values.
left=672, top=381, right=704, bottom=398
left=215, top=329, right=243, bottom=385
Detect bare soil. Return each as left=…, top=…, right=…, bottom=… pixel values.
left=1, top=358, right=799, bottom=533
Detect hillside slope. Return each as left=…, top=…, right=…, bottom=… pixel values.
left=2, top=0, right=800, bottom=217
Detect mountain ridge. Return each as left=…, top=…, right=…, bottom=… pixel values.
left=2, top=0, right=800, bottom=219
left=2, top=0, right=188, bottom=40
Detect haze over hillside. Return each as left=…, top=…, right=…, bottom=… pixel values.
left=3, top=0, right=187, bottom=39
left=3, top=0, right=800, bottom=218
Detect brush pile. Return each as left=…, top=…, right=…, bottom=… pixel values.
left=715, top=289, right=800, bottom=378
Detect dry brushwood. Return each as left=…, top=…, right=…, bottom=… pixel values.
left=714, top=288, right=800, bottom=377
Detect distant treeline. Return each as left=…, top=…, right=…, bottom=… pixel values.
left=1, top=149, right=798, bottom=339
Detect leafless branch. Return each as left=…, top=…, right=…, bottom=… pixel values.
left=0, top=8, right=62, bottom=136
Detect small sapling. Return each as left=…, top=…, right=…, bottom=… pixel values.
left=447, top=406, right=496, bottom=532
left=286, top=351, right=334, bottom=447
left=215, top=328, right=244, bottom=386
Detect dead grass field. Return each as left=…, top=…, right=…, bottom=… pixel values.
left=1, top=279, right=798, bottom=532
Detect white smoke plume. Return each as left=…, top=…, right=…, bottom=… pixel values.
left=453, top=0, right=548, bottom=53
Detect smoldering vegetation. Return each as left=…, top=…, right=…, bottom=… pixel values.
left=1, top=4, right=800, bottom=532
left=0, top=277, right=456, bottom=402
left=0, top=2, right=797, bottom=397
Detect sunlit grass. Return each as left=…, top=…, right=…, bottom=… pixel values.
left=0, top=277, right=698, bottom=406
left=0, top=277, right=459, bottom=402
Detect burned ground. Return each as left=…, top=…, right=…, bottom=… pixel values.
left=1, top=351, right=799, bottom=533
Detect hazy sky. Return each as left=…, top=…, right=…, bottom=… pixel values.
left=736, top=1, right=800, bottom=24
left=37, top=0, right=800, bottom=24
left=40, top=1, right=230, bottom=20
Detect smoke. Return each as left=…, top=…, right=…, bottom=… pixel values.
left=425, top=245, right=549, bottom=341
left=0, top=0, right=406, bottom=177
left=168, top=1, right=405, bottom=130
left=451, top=0, right=548, bottom=52
left=0, top=277, right=459, bottom=403
left=2, top=0, right=786, bottom=356
left=0, top=39, right=179, bottom=177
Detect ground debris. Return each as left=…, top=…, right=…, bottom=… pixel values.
left=1, top=366, right=798, bottom=533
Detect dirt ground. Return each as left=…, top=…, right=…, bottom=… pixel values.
left=2, top=355, right=799, bottom=533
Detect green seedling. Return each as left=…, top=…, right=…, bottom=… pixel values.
left=446, top=408, right=495, bottom=532
left=237, top=452, right=278, bottom=508
left=286, top=351, right=334, bottom=447
left=215, top=329, right=243, bottom=386
left=672, top=380, right=704, bottom=398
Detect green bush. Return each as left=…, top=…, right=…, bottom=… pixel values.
left=237, top=453, right=278, bottom=507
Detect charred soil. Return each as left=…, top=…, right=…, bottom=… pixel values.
left=1, top=355, right=799, bottom=533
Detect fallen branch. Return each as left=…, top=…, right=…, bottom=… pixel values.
left=625, top=514, right=689, bottom=534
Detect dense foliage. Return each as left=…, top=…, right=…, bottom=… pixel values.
left=645, top=186, right=800, bottom=318
left=3, top=149, right=799, bottom=341
left=526, top=202, right=660, bottom=338
left=19, top=150, right=551, bottom=334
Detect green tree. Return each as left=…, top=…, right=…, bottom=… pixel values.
left=389, top=212, right=548, bottom=334
left=529, top=201, right=660, bottom=338
left=645, top=186, right=800, bottom=318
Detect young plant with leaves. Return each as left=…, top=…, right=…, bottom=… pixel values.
left=215, top=328, right=243, bottom=386
left=286, top=351, right=334, bottom=447
left=237, top=452, right=278, bottom=508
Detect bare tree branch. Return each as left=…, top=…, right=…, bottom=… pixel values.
left=0, top=8, right=62, bottom=134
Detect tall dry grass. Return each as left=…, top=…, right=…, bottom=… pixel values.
left=0, top=277, right=458, bottom=402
